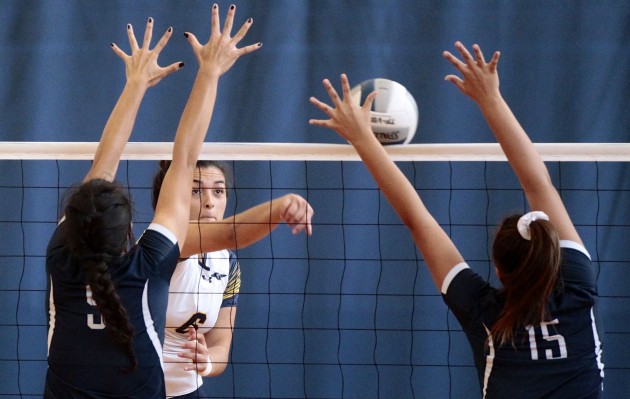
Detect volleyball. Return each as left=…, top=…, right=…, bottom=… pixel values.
left=350, top=78, right=419, bottom=145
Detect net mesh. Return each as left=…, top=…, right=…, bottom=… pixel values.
left=1, top=142, right=628, bottom=398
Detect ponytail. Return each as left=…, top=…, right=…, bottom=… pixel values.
left=491, top=214, right=561, bottom=346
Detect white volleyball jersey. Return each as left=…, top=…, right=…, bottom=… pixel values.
left=163, top=250, right=240, bottom=397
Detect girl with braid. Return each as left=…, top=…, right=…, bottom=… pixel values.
left=45, top=5, right=260, bottom=397
left=309, top=42, right=604, bottom=398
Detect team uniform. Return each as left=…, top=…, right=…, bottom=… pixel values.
left=163, top=249, right=241, bottom=397
left=441, top=240, right=604, bottom=399
left=45, top=221, right=180, bottom=398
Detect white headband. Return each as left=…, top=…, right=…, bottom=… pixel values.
left=517, top=211, right=549, bottom=240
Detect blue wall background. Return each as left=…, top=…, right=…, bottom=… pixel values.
left=0, top=1, right=628, bottom=398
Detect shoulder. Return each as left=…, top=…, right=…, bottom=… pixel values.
left=134, top=223, right=180, bottom=278
left=560, top=240, right=591, bottom=260
left=559, top=240, right=596, bottom=290
left=141, top=223, right=178, bottom=246
left=441, top=263, right=501, bottom=325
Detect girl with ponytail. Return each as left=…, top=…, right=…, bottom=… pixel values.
left=45, top=6, right=260, bottom=398
left=309, top=43, right=604, bottom=398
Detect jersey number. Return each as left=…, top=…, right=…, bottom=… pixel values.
left=525, top=319, right=567, bottom=360
left=176, top=313, right=207, bottom=334
left=86, top=285, right=106, bottom=330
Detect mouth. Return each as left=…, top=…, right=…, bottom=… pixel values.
left=198, top=216, right=216, bottom=223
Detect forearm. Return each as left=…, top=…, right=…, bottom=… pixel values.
left=85, top=81, right=147, bottom=182
left=171, top=70, right=220, bottom=167
left=477, top=95, right=552, bottom=192
left=351, top=132, right=425, bottom=228
left=351, top=131, right=464, bottom=286
left=182, top=199, right=283, bottom=257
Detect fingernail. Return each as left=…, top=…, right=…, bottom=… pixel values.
left=230, top=4, right=235, bottom=10
left=179, top=62, right=185, bottom=68
left=168, top=27, right=172, bottom=33
left=148, top=17, right=153, bottom=23
left=184, top=32, right=189, bottom=38
left=257, top=42, right=262, bottom=47
left=127, top=24, right=131, bottom=30
left=247, top=18, right=252, bottom=23
left=213, top=4, right=218, bottom=9
left=110, top=43, right=115, bottom=47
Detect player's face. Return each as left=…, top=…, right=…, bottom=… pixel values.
left=189, top=166, right=227, bottom=223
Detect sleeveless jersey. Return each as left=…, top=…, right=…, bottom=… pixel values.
left=442, top=240, right=604, bottom=398
left=163, top=250, right=240, bottom=397
left=45, top=222, right=180, bottom=398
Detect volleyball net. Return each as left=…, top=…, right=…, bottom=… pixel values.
left=1, top=142, right=629, bottom=398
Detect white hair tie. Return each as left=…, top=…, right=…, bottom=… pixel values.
left=517, top=211, right=549, bottom=240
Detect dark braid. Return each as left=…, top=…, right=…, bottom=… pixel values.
left=63, top=179, right=137, bottom=372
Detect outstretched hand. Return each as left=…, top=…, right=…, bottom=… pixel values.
left=111, top=17, right=183, bottom=88
left=309, top=74, right=377, bottom=144
left=278, top=194, right=314, bottom=236
left=442, top=41, right=501, bottom=104
left=185, top=4, right=261, bottom=78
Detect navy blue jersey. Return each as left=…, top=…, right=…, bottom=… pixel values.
left=45, top=221, right=180, bottom=398
left=442, top=241, right=604, bottom=399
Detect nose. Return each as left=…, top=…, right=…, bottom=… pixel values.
left=203, top=191, right=215, bottom=209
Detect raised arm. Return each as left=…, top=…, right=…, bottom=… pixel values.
left=309, top=74, right=464, bottom=289
left=152, top=4, right=261, bottom=249
left=84, top=18, right=182, bottom=183
left=443, top=42, right=581, bottom=244
left=181, top=193, right=313, bottom=258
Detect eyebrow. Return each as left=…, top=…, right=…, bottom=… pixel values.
left=193, top=179, right=226, bottom=186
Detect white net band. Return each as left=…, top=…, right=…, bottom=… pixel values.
left=0, top=142, right=628, bottom=161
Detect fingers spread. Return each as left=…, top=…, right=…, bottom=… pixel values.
left=473, top=44, right=486, bottom=65
left=126, top=24, right=139, bottom=51
left=210, top=4, right=221, bottom=37
left=455, top=41, right=475, bottom=65
left=152, top=26, right=173, bottom=54
left=110, top=43, right=128, bottom=60
left=323, top=79, right=341, bottom=105
left=222, top=4, right=236, bottom=37
left=142, top=17, right=154, bottom=50
left=232, top=17, right=253, bottom=45
left=489, top=51, right=501, bottom=72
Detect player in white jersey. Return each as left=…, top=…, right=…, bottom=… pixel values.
left=309, top=41, right=604, bottom=398
left=151, top=160, right=313, bottom=398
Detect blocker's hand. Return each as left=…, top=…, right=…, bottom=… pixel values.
left=111, top=17, right=183, bottom=88
left=185, top=3, right=262, bottom=78
left=442, top=41, right=501, bottom=105
left=309, top=74, right=377, bottom=145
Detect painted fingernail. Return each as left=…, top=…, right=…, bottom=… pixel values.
left=167, top=27, right=172, bottom=32
left=247, top=18, right=252, bottom=23
left=148, top=17, right=153, bottom=23
left=127, top=24, right=131, bottom=30
left=179, top=62, right=185, bottom=68
left=110, top=43, right=115, bottom=47
left=184, top=32, right=189, bottom=38
left=257, top=42, right=262, bottom=47
left=213, top=4, right=218, bottom=9
left=230, top=5, right=235, bottom=10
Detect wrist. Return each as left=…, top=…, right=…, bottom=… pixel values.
left=197, top=357, right=213, bottom=377
left=123, top=79, right=150, bottom=93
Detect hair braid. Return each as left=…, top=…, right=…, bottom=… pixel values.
left=64, top=179, right=137, bottom=371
